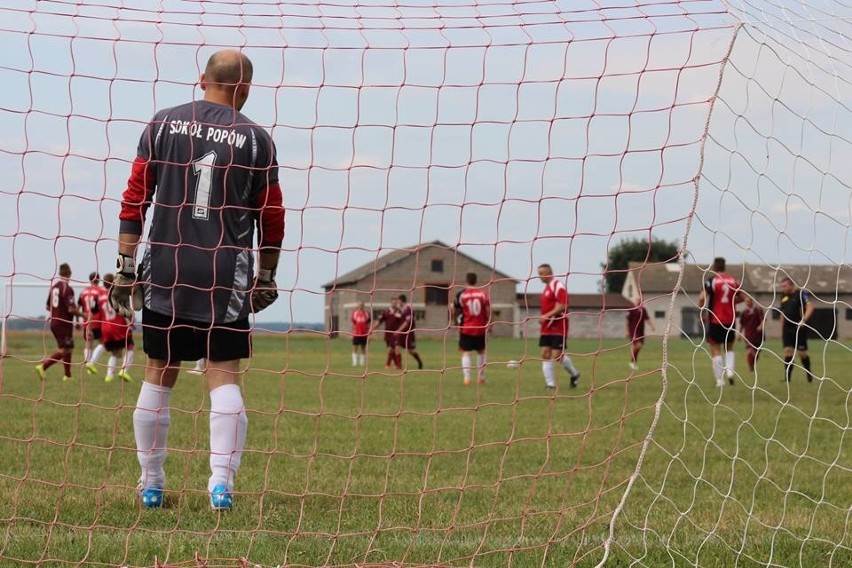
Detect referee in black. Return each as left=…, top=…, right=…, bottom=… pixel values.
left=778, top=276, right=815, bottom=382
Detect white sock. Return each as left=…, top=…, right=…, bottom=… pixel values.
left=88, top=344, right=105, bottom=365
left=542, top=360, right=556, bottom=388
left=358, top=354, right=366, bottom=366
left=712, top=355, right=724, bottom=385
left=352, top=352, right=358, bottom=366
left=83, top=347, right=91, bottom=362
left=477, top=353, right=486, bottom=381
left=561, top=355, right=579, bottom=376
left=725, top=351, right=735, bottom=376
left=123, top=349, right=135, bottom=371
left=107, top=355, right=117, bottom=378
left=461, top=353, right=472, bottom=381
left=209, top=384, right=248, bottom=492
left=134, top=382, right=172, bottom=489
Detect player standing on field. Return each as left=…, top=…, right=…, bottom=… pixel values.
left=35, top=262, right=81, bottom=382
left=350, top=302, right=371, bottom=367
left=626, top=299, right=655, bottom=371
left=450, top=272, right=491, bottom=385
left=372, top=298, right=402, bottom=369
left=78, top=272, right=106, bottom=364
left=97, top=274, right=134, bottom=383
left=697, top=257, right=743, bottom=387
left=537, top=264, right=580, bottom=389
left=777, top=276, right=815, bottom=383
left=395, top=294, right=424, bottom=370
left=110, top=50, right=284, bottom=511
left=738, top=295, right=765, bottom=373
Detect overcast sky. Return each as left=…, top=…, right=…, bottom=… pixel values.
left=1, top=0, right=850, bottom=324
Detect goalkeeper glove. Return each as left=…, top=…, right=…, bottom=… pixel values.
left=251, top=267, right=279, bottom=313
left=110, top=254, right=143, bottom=318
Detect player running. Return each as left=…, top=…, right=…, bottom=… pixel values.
left=738, top=295, right=765, bottom=373
left=698, top=257, right=743, bottom=387
left=35, top=263, right=81, bottom=382
left=372, top=298, right=402, bottom=369
left=97, top=274, right=134, bottom=383
left=451, top=272, right=491, bottom=385
left=626, top=299, right=655, bottom=371
left=78, top=271, right=106, bottom=364
left=395, top=294, right=424, bottom=370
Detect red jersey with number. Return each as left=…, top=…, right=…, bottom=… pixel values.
left=540, top=279, right=568, bottom=336
left=704, top=273, right=741, bottom=326
left=78, top=285, right=106, bottom=329
left=48, top=280, right=76, bottom=325
left=457, top=288, right=491, bottom=336
left=351, top=309, right=371, bottom=337
left=95, top=294, right=132, bottom=344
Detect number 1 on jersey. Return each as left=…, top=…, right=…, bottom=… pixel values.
left=193, top=151, right=216, bottom=220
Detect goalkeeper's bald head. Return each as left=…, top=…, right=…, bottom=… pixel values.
left=201, top=49, right=254, bottom=110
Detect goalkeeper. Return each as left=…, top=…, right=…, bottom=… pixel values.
left=111, top=49, right=284, bottom=511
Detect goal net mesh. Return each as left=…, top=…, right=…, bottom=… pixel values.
left=0, top=0, right=849, bottom=566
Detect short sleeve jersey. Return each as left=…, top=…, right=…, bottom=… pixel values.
left=378, top=308, right=401, bottom=339
left=457, top=288, right=491, bottom=336
left=398, top=305, right=415, bottom=333
left=779, top=289, right=810, bottom=329
left=351, top=309, right=371, bottom=337
left=48, top=281, right=75, bottom=325
left=78, top=285, right=104, bottom=322
left=540, top=279, right=568, bottom=336
left=703, top=273, right=740, bottom=327
left=739, top=305, right=765, bottom=340
left=96, top=293, right=131, bottom=344
left=133, top=101, right=279, bottom=324
left=627, top=305, right=649, bottom=339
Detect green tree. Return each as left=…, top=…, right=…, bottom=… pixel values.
left=602, top=236, right=680, bottom=293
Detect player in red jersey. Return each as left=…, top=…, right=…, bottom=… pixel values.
left=626, top=299, right=655, bottom=371
left=372, top=298, right=402, bottom=369
left=450, top=272, right=491, bottom=385
left=97, top=274, right=134, bottom=383
left=395, top=294, right=424, bottom=370
left=738, top=295, right=765, bottom=373
left=698, top=257, right=743, bottom=387
left=350, top=302, right=371, bottom=367
left=78, top=271, right=106, bottom=366
left=537, top=264, right=580, bottom=389
left=111, top=50, right=285, bottom=510
left=35, top=263, right=81, bottom=382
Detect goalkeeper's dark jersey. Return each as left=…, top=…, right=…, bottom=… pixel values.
left=119, top=100, right=284, bottom=324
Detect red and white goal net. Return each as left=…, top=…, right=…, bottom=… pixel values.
left=0, top=1, right=850, bottom=567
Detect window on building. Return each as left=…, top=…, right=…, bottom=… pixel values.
left=654, top=311, right=666, bottom=319
left=431, top=259, right=444, bottom=273
left=425, top=285, right=449, bottom=305
left=846, top=308, right=852, bottom=320
left=414, top=309, right=426, bottom=321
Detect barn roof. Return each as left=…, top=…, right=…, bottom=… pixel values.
left=323, top=240, right=517, bottom=289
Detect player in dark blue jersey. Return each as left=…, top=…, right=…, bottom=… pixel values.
left=778, top=276, right=814, bottom=383
left=110, top=50, right=285, bottom=511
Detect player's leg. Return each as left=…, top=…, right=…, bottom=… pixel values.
left=37, top=326, right=69, bottom=379
left=206, top=317, right=251, bottom=511
left=460, top=334, right=473, bottom=385
left=105, top=344, right=120, bottom=383
left=629, top=338, right=640, bottom=370
left=798, top=344, right=812, bottom=383
left=60, top=344, right=74, bottom=381
left=554, top=335, right=580, bottom=386
left=724, top=333, right=736, bottom=384
left=351, top=338, right=358, bottom=367
left=476, top=344, right=486, bottom=384
left=119, top=338, right=135, bottom=381
left=708, top=327, right=724, bottom=387
left=87, top=330, right=105, bottom=373
left=540, top=338, right=556, bottom=389
left=782, top=329, right=795, bottom=382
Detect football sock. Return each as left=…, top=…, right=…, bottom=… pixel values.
left=89, top=344, right=105, bottom=365
left=542, top=360, right=556, bottom=388
left=358, top=354, right=365, bottom=366
left=747, top=351, right=755, bottom=371
left=62, top=352, right=72, bottom=377
left=83, top=347, right=91, bottom=362
left=107, top=355, right=117, bottom=378
left=802, top=355, right=812, bottom=377
left=134, top=382, right=172, bottom=489
left=725, top=351, right=735, bottom=375
left=784, top=356, right=794, bottom=381
left=123, top=349, right=135, bottom=371
left=712, top=355, right=724, bottom=384
left=209, top=384, right=247, bottom=492
left=476, top=353, right=486, bottom=381
left=561, top=355, right=579, bottom=376
left=352, top=352, right=358, bottom=366
left=412, top=352, right=423, bottom=369
left=43, top=350, right=63, bottom=370
left=395, top=353, right=402, bottom=369
left=461, top=353, right=472, bottom=382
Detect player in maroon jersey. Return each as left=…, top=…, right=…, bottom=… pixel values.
left=626, top=299, right=655, bottom=371
left=350, top=302, right=371, bottom=367
left=450, top=272, right=491, bottom=385
left=738, top=295, right=765, bottom=373
left=395, top=294, right=424, bottom=370
left=35, top=263, right=81, bottom=382
left=698, top=257, right=743, bottom=387
left=110, top=50, right=285, bottom=511
left=78, top=271, right=106, bottom=367
left=537, top=264, right=580, bottom=389
left=372, top=298, right=402, bottom=369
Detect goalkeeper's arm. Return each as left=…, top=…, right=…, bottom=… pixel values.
left=251, top=182, right=285, bottom=312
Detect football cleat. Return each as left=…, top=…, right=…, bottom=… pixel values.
left=85, top=363, right=98, bottom=375
left=104, top=374, right=114, bottom=383
left=118, top=370, right=132, bottom=382
left=140, top=486, right=164, bottom=509
left=210, top=484, right=233, bottom=511
left=35, top=364, right=46, bottom=380
left=62, top=375, right=73, bottom=382
left=570, top=373, right=580, bottom=388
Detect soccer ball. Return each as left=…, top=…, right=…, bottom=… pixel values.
left=506, top=360, right=519, bottom=369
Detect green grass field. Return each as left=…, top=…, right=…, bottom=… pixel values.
left=0, top=332, right=850, bottom=567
